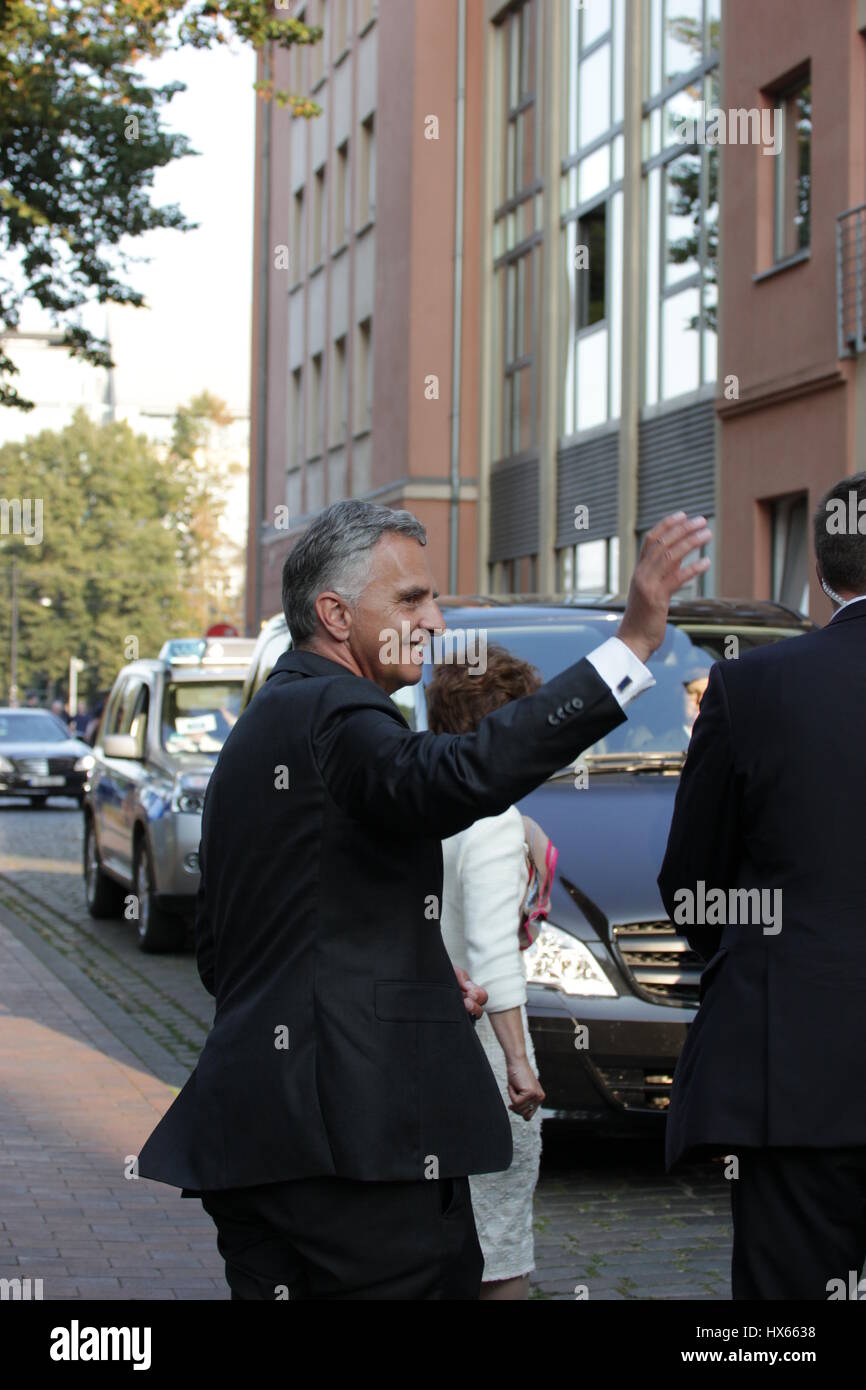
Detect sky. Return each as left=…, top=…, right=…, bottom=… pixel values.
left=107, top=40, right=258, bottom=421
left=15, top=38, right=257, bottom=426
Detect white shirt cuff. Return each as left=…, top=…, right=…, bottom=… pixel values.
left=586, top=637, right=655, bottom=710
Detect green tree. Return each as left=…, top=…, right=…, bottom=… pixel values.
left=0, top=0, right=321, bottom=409
left=167, top=390, right=246, bottom=633
left=0, top=408, right=199, bottom=700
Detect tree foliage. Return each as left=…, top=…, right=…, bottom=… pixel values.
left=0, top=1, right=321, bottom=409
left=0, top=399, right=243, bottom=700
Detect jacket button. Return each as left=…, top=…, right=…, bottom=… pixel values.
left=572, top=696, right=584, bottom=710
left=547, top=713, right=559, bottom=726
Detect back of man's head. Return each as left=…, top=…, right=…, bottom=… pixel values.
left=813, top=471, right=866, bottom=597
left=281, top=499, right=427, bottom=646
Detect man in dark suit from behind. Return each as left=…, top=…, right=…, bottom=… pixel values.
left=659, top=471, right=866, bottom=1301
left=139, top=499, right=710, bottom=1299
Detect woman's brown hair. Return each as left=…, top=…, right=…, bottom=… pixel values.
left=426, top=643, right=542, bottom=735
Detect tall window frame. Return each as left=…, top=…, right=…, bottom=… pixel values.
left=641, top=0, right=720, bottom=408
left=492, top=0, right=543, bottom=464
left=560, top=0, right=626, bottom=437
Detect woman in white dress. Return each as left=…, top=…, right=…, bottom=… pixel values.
left=428, top=646, right=546, bottom=1301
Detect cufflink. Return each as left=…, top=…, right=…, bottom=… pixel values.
left=616, top=675, right=633, bottom=694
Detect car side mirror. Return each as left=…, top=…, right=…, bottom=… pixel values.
left=103, top=733, right=141, bottom=760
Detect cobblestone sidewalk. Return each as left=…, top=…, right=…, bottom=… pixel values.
left=0, top=916, right=228, bottom=1300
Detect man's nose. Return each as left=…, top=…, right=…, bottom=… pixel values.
left=420, top=600, right=446, bottom=633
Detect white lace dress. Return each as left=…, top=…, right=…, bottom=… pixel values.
left=440, top=807, right=543, bottom=1283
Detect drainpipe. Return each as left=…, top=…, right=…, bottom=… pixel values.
left=449, top=0, right=467, bottom=595
left=253, top=45, right=272, bottom=629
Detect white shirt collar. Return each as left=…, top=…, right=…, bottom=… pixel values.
left=830, top=592, right=866, bottom=619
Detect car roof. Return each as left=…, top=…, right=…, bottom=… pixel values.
left=260, top=595, right=811, bottom=635
left=0, top=706, right=65, bottom=715
left=433, top=595, right=811, bottom=628
left=112, top=660, right=248, bottom=681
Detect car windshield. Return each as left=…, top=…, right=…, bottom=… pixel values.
left=0, top=712, right=68, bottom=743
left=161, top=681, right=242, bottom=755
left=413, top=621, right=801, bottom=760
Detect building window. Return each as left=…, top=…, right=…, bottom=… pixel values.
left=329, top=336, right=347, bottom=446
left=642, top=2, right=719, bottom=406
left=291, top=188, right=305, bottom=284
left=561, top=0, right=624, bottom=435
left=770, top=494, right=809, bottom=614
left=308, top=352, right=323, bottom=459
left=312, top=164, right=327, bottom=269
left=310, top=0, right=327, bottom=86
left=576, top=204, right=607, bottom=330
left=291, top=13, right=306, bottom=95
left=355, top=317, right=373, bottom=434
left=334, top=140, right=350, bottom=250
left=290, top=366, right=303, bottom=468
left=334, top=0, right=350, bottom=57
left=558, top=537, right=619, bottom=594
left=773, top=75, right=811, bottom=263
left=358, top=115, right=376, bottom=228
left=493, top=0, right=541, bottom=461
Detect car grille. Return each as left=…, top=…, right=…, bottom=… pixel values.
left=8, top=756, right=78, bottom=777
left=48, top=757, right=78, bottom=773
left=14, top=757, right=50, bottom=776
left=611, top=920, right=703, bottom=1007
left=595, top=1066, right=676, bottom=1112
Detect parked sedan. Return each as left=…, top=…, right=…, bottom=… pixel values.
left=241, top=596, right=811, bottom=1133
left=0, top=708, right=93, bottom=806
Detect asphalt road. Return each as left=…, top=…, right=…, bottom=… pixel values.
left=0, top=797, right=732, bottom=1299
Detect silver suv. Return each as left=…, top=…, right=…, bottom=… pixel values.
left=83, top=637, right=255, bottom=952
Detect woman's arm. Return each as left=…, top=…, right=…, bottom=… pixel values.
left=459, top=813, right=545, bottom=1119
left=486, top=1007, right=545, bottom=1120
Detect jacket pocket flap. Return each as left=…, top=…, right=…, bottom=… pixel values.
left=375, top=981, right=466, bottom=1023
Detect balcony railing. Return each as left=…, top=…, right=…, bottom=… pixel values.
left=837, top=204, right=866, bottom=356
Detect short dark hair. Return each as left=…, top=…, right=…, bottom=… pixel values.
left=427, top=644, right=542, bottom=735
left=282, top=499, right=427, bottom=645
left=813, top=471, right=866, bottom=594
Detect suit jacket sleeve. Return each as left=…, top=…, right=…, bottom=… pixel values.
left=657, top=660, right=742, bottom=961
left=313, top=657, right=626, bottom=839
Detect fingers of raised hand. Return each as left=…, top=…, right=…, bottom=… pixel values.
left=643, top=516, right=711, bottom=577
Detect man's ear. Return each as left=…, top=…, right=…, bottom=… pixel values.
left=313, top=591, right=353, bottom=642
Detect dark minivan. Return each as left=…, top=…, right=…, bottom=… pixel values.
left=242, top=596, right=810, bottom=1133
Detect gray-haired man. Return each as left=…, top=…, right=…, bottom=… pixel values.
left=139, top=499, right=709, bottom=1299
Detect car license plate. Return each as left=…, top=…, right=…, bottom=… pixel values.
left=29, top=776, right=65, bottom=786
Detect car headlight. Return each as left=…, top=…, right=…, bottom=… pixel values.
left=523, top=924, right=617, bottom=997
left=74, top=754, right=95, bottom=772
left=0, top=754, right=14, bottom=775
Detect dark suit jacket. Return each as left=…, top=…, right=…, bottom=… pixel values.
left=138, top=647, right=625, bottom=1189
left=659, top=601, right=866, bottom=1169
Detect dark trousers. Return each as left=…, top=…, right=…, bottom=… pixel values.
left=194, top=1175, right=483, bottom=1300
left=731, top=1147, right=866, bottom=1300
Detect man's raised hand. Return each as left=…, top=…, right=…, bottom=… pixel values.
left=617, top=513, right=712, bottom=665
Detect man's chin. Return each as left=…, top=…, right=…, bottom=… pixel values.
left=397, top=662, right=425, bottom=687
